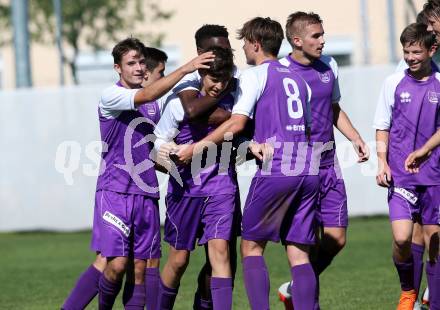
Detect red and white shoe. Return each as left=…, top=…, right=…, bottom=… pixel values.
left=278, top=282, right=294, bottom=310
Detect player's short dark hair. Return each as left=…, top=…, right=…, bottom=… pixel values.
left=195, top=24, right=229, bottom=48
left=143, top=47, right=168, bottom=71
left=416, top=11, right=428, bottom=25
left=198, top=46, right=234, bottom=82
left=112, top=37, right=146, bottom=65
left=400, top=22, right=436, bottom=49
left=237, top=17, right=284, bottom=57
left=285, top=12, right=323, bottom=45
left=423, top=0, right=440, bottom=19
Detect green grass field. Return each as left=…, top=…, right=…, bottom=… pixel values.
left=0, top=216, right=414, bottom=309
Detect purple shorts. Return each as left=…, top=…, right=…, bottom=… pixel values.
left=316, top=164, right=348, bottom=227
left=388, top=185, right=440, bottom=225
left=241, top=176, right=319, bottom=245
left=90, top=190, right=161, bottom=259
left=164, top=193, right=236, bottom=251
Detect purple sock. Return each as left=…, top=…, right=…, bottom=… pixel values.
left=426, top=261, right=436, bottom=297
left=291, top=263, right=317, bottom=310
left=242, top=256, right=270, bottom=310
left=62, top=264, right=102, bottom=310
left=145, top=268, right=160, bottom=310
left=123, top=283, right=145, bottom=310
left=393, top=257, right=414, bottom=291
left=193, top=291, right=212, bottom=310
left=157, top=279, right=178, bottom=310
left=431, top=257, right=440, bottom=310
left=210, top=277, right=232, bottom=310
left=98, top=275, right=122, bottom=310
left=411, top=243, right=425, bottom=294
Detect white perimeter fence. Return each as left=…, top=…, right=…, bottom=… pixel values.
left=0, top=64, right=396, bottom=231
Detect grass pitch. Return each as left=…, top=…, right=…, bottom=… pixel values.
left=0, top=216, right=413, bottom=309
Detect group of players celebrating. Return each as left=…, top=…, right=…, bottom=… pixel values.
left=59, top=4, right=440, bottom=310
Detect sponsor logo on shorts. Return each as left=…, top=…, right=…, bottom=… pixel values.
left=394, top=187, right=418, bottom=205
left=103, top=211, right=130, bottom=237
left=428, top=91, right=438, bottom=104
left=318, top=72, right=330, bottom=83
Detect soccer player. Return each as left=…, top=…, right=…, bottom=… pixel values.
left=176, top=17, right=320, bottom=310
left=154, top=46, right=236, bottom=310
left=171, top=24, right=243, bottom=310
left=61, top=38, right=214, bottom=310
left=374, top=23, right=440, bottom=309
left=61, top=44, right=167, bottom=310
left=277, top=11, right=369, bottom=309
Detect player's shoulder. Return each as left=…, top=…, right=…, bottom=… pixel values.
left=317, top=55, right=338, bottom=75
left=383, top=71, right=406, bottom=87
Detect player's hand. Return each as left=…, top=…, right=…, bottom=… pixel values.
left=405, top=147, right=431, bottom=173
left=352, top=137, right=369, bottom=163
left=156, top=142, right=178, bottom=169
left=181, top=52, right=215, bottom=74
left=376, top=160, right=392, bottom=187
left=249, top=141, right=274, bottom=164
left=174, top=143, right=195, bottom=165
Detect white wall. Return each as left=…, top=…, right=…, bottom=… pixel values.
left=0, top=64, right=396, bottom=232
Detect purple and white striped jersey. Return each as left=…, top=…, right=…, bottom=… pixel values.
left=279, top=55, right=341, bottom=167
left=374, top=69, right=440, bottom=186
left=96, top=82, right=166, bottom=197
left=232, top=59, right=313, bottom=177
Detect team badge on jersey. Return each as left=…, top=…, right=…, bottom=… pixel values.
left=428, top=91, right=438, bottom=104
left=318, top=72, right=330, bottom=83
left=146, top=103, right=157, bottom=116
left=400, top=91, right=411, bottom=103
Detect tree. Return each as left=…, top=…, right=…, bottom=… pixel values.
left=0, top=4, right=11, bottom=46
left=29, top=0, right=173, bottom=84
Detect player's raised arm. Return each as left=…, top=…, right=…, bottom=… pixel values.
left=405, top=128, right=440, bottom=173
left=133, top=52, right=215, bottom=106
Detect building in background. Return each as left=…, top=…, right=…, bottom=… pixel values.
left=0, top=0, right=426, bottom=89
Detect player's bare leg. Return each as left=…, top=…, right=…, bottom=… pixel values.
left=286, top=243, right=317, bottom=310
left=99, top=256, right=129, bottom=309
left=157, top=247, right=190, bottom=309
left=241, top=239, right=269, bottom=310
left=391, top=220, right=417, bottom=309
left=423, top=225, right=440, bottom=308
left=207, top=239, right=232, bottom=309
left=123, top=258, right=147, bottom=309
left=145, top=258, right=160, bottom=310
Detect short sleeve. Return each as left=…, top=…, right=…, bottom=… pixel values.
left=232, top=64, right=268, bottom=118
left=373, top=72, right=404, bottom=130
left=153, top=97, right=184, bottom=150
left=172, top=71, right=201, bottom=94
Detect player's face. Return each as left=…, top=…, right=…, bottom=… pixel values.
left=115, top=50, right=146, bottom=88
left=198, top=37, right=231, bottom=54
left=299, top=23, right=325, bottom=59
left=144, top=62, right=165, bottom=86
left=403, top=42, right=434, bottom=73
left=427, top=15, right=440, bottom=40
left=202, top=74, right=230, bottom=97
left=242, top=39, right=256, bottom=65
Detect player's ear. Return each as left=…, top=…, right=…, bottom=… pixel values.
left=292, top=35, right=302, bottom=48
left=114, top=63, right=122, bottom=75
left=429, top=44, right=437, bottom=57
left=253, top=41, right=260, bottom=52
